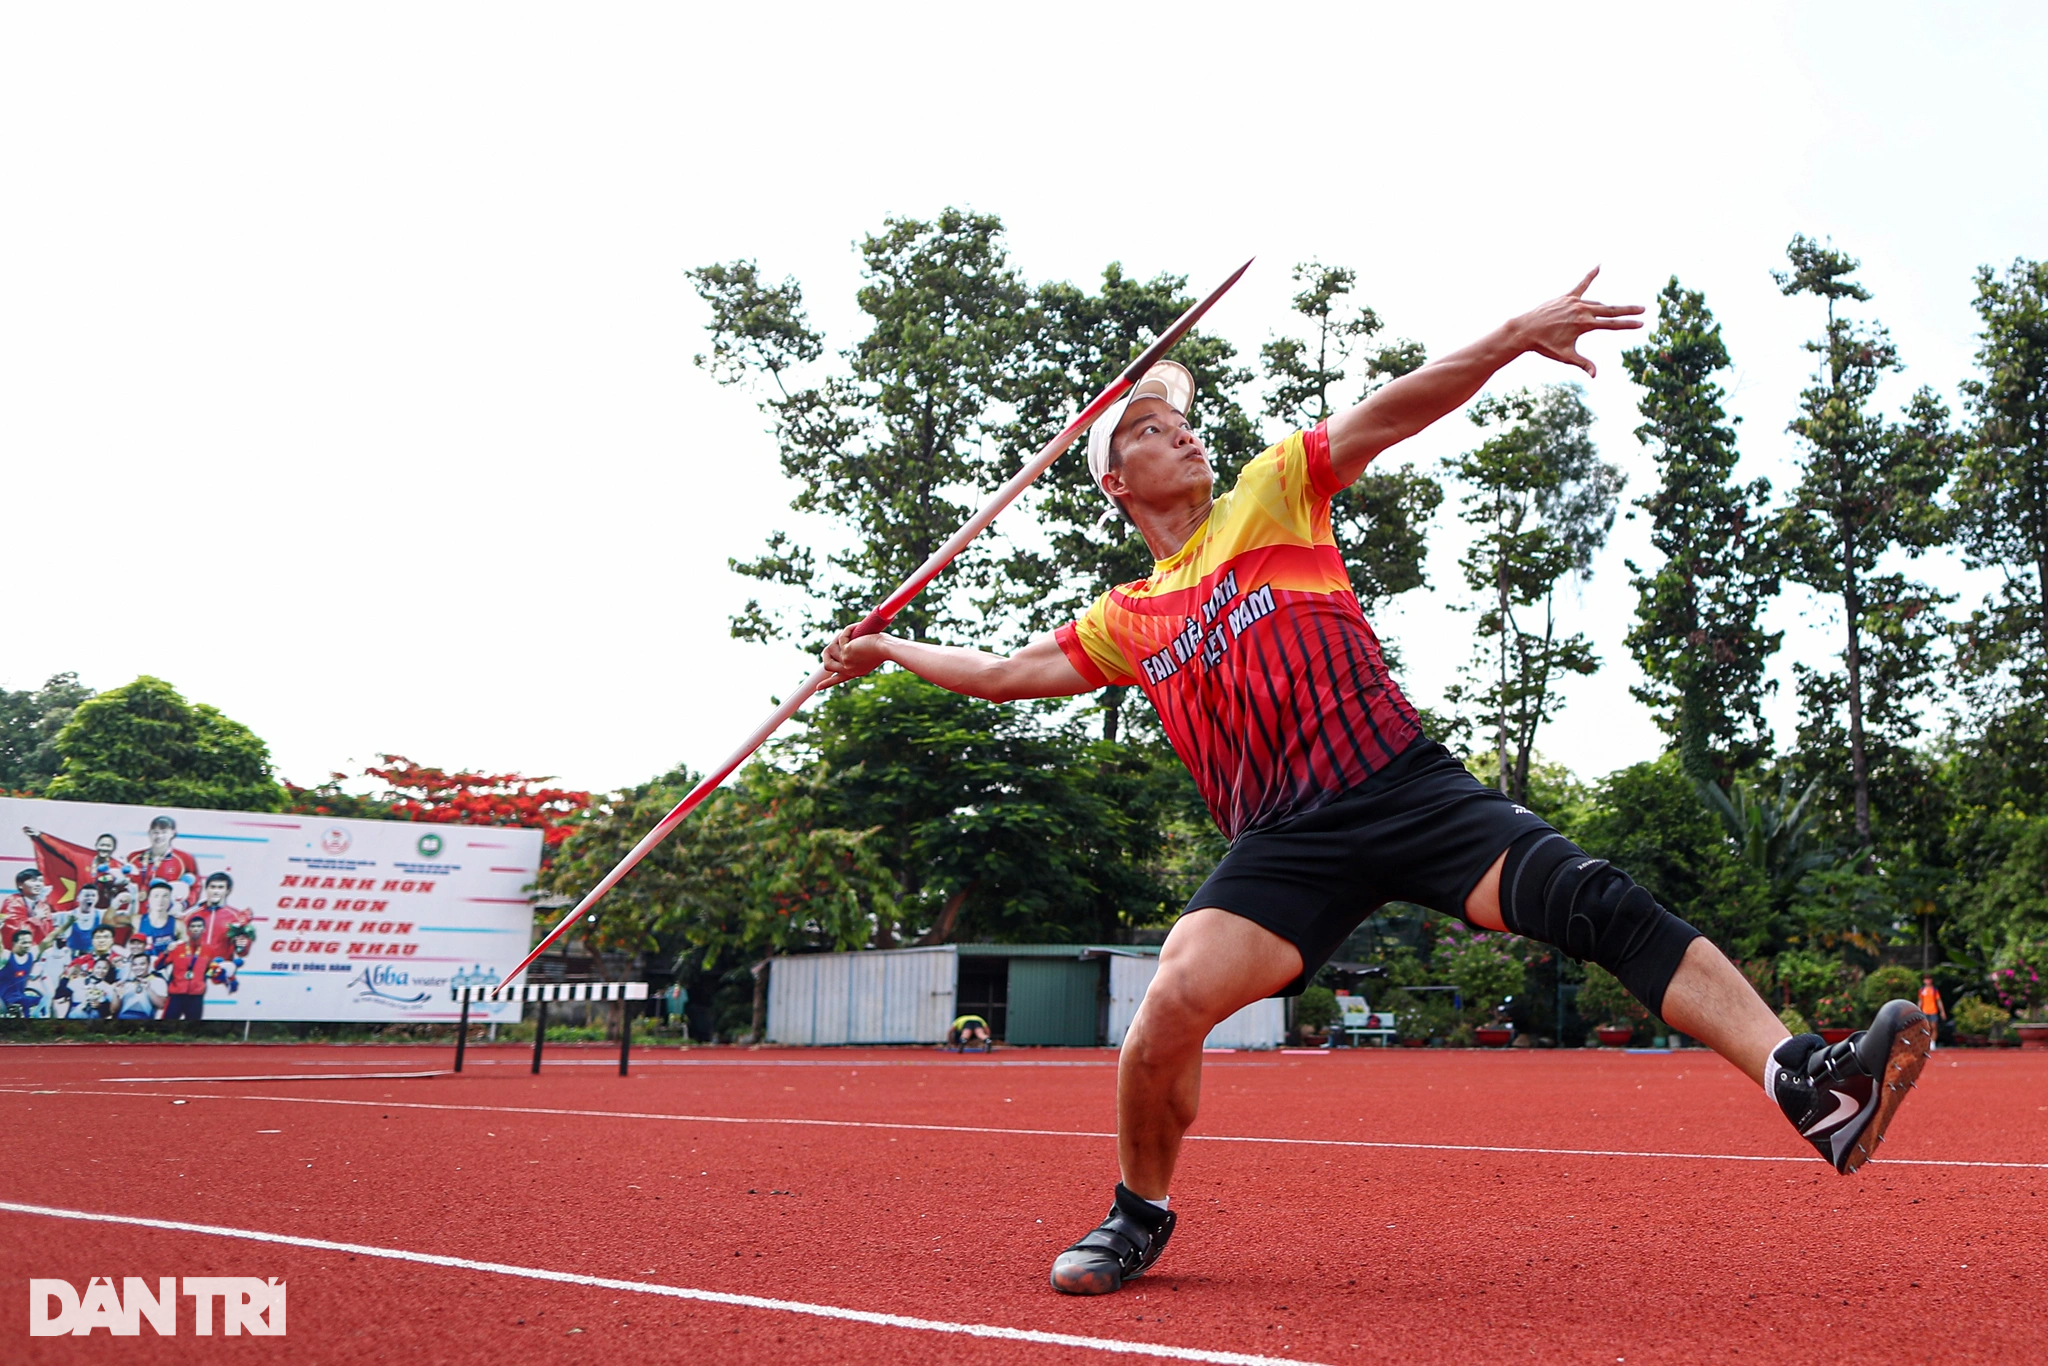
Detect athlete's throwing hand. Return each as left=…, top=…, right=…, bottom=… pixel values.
left=821, top=626, right=890, bottom=688
left=1509, top=267, right=1644, bottom=379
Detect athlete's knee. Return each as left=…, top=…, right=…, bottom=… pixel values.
left=1496, top=829, right=1703, bottom=1016
left=1129, top=970, right=1233, bottom=1055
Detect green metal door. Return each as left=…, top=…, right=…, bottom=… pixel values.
left=1005, top=958, right=1100, bottom=1046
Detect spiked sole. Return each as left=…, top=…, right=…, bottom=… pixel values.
left=1839, top=1014, right=1933, bottom=1174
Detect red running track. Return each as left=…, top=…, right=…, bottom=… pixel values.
left=3, top=1041, right=2044, bottom=1364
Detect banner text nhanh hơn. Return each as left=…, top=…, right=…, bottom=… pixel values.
left=0, top=795, right=537, bottom=1022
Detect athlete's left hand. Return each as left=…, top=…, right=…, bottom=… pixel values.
left=1511, top=268, right=1644, bottom=378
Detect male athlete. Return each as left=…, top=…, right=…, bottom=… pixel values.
left=821, top=269, right=1932, bottom=1296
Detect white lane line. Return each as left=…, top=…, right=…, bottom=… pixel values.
left=3, top=1084, right=2042, bottom=1170
left=98, top=1072, right=448, bottom=1083
left=0, top=1201, right=1317, bottom=1366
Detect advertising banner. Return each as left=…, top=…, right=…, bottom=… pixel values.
left=0, top=795, right=538, bottom=1022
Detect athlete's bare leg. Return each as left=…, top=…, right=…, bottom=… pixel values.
left=1117, top=908, right=1302, bottom=1199
left=1465, top=852, right=1788, bottom=1085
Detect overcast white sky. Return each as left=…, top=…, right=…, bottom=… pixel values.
left=4, top=2, right=2043, bottom=796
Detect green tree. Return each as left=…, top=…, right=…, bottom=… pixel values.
left=0, top=672, right=95, bottom=794
left=536, top=762, right=897, bottom=1040
left=1695, top=772, right=1836, bottom=902
left=1564, top=755, right=1775, bottom=961
left=798, top=670, right=1183, bottom=946
left=1620, top=279, right=1781, bottom=782
left=691, top=209, right=1031, bottom=648
left=990, top=263, right=1260, bottom=741
left=1772, top=235, right=1951, bottom=848
left=46, top=676, right=284, bottom=811
left=1444, top=385, right=1623, bottom=804
left=1950, top=258, right=2048, bottom=807
left=1259, top=262, right=1442, bottom=647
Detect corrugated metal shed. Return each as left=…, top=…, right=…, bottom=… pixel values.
left=1105, top=953, right=1285, bottom=1049
left=1005, top=957, right=1101, bottom=1045
left=765, top=942, right=1290, bottom=1049
left=765, top=945, right=958, bottom=1045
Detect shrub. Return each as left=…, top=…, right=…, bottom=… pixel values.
left=1951, top=996, right=2009, bottom=1038
left=1777, top=1006, right=1811, bottom=1035
left=1774, top=949, right=1845, bottom=1015
left=1860, top=964, right=1920, bottom=1012
left=1990, top=941, right=2048, bottom=1021
left=1575, top=964, right=1649, bottom=1027
left=1812, top=993, right=1860, bottom=1029
left=1296, top=985, right=1339, bottom=1034
left=1432, top=922, right=1524, bottom=1015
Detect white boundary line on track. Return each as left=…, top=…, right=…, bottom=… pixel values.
left=0, top=1200, right=1319, bottom=1366
left=4, top=1084, right=2043, bottom=1170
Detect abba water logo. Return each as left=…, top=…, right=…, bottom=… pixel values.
left=349, top=962, right=431, bottom=1006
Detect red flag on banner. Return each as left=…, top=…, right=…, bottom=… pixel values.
left=29, top=832, right=97, bottom=912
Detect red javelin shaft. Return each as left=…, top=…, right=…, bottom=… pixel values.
left=496, top=257, right=1253, bottom=991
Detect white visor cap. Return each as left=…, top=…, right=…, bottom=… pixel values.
left=1085, top=359, right=1196, bottom=522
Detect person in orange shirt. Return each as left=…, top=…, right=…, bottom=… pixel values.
left=1919, top=977, right=1946, bottom=1049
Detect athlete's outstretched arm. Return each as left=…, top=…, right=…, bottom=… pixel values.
left=821, top=628, right=1095, bottom=702
left=1324, top=267, right=1643, bottom=488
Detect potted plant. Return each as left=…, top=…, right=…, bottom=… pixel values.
left=1576, top=965, right=1648, bottom=1047
left=1812, top=993, right=1859, bottom=1044
left=1295, top=985, right=1339, bottom=1047
left=1475, top=1021, right=1514, bottom=1047
left=1950, top=997, right=2008, bottom=1047
left=1991, top=945, right=2048, bottom=1050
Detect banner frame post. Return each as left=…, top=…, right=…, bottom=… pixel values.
left=453, top=993, right=471, bottom=1073
left=619, top=998, right=633, bottom=1077
left=531, top=997, right=547, bottom=1075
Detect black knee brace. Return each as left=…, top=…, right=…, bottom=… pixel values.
left=1497, top=829, right=1703, bottom=1016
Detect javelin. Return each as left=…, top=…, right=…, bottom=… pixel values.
left=497, top=257, right=1254, bottom=990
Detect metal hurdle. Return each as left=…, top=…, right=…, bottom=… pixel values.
left=452, top=981, right=651, bottom=1076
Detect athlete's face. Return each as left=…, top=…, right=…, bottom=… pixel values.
left=147, top=886, right=172, bottom=918
left=1102, top=398, right=1213, bottom=511
left=150, top=827, right=174, bottom=856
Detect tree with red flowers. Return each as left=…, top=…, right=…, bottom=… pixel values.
left=284, top=756, right=590, bottom=859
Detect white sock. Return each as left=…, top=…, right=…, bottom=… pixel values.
left=1143, top=1195, right=1170, bottom=1212
left=1762, top=1036, right=1803, bottom=1096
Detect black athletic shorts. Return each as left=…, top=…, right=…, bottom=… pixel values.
left=1185, top=737, right=1555, bottom=995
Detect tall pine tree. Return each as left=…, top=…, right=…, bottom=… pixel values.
left=989, top=264, right=1260, bottom=741
left=1952, top=258, right=2048, bottom=807
left=1620, top=279, right=1780, bottom=783
left=1772, top=236, right=1950, bottom=848
left=691, top=209, right=1031, bottom=648
left=1443, top=385, right=1622, bottom=804
left=1259, top=262, right=1441, bottom=622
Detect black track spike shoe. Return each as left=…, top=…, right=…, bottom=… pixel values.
left=1049, top=1184, right=1176, bottom=1295
left=1772, top=1000, right=1933, bottom=1174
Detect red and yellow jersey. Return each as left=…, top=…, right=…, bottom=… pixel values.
left=1055, top=424, right=1422, bottom=840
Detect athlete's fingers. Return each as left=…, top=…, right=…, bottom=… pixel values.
left=1585, top=302, right=1645, bottom=317
left=1585, top=316, right=1645, bottom=330
left=1568, top=266, right=1599, bottom=298
left=1563, top=340, right=1595, bottom=377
